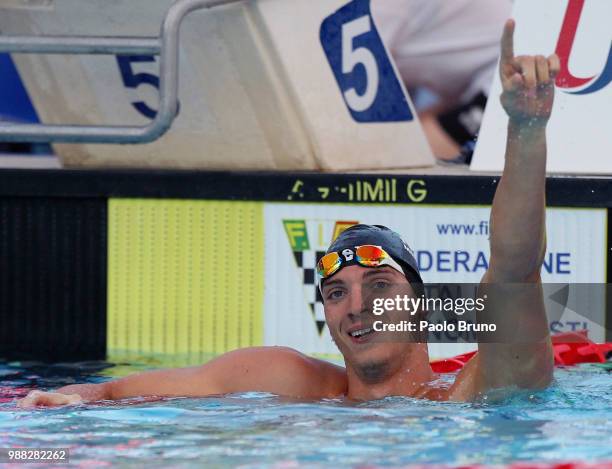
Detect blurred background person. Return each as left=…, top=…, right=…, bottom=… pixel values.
left=372, top=0, right=512, bottom=162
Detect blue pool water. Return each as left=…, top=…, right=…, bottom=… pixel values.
left=0, top=359, right=611, bottom=468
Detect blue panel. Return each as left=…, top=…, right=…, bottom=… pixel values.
left=0, top=53, right=40, bottom=123
left=320, top=0, right=413, bottom=123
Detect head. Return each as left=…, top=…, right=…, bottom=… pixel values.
left=318, top=225, right=428, bottom=383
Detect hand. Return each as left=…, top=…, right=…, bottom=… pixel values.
left=499, top=19, right=560, bottom=126
left=17, top=390, right=83, bottom=409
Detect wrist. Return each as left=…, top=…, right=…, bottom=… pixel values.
left=507, top=119, right=548, bottom=143
left=508, top=117, right=548, bottom=133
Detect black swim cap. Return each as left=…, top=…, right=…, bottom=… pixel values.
left=325, top=224, right=423, bottom=287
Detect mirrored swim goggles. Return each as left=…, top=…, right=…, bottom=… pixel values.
left=316, top=245, right=405, bottom=287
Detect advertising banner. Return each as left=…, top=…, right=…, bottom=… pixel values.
left=107, top=199, right=265, bottom=358
left=263, top=203, right=607, bottom=358
left=471, top=0, right=612, bottom=173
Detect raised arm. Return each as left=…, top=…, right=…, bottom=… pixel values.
left=488, top=19, right=558, bottom=279
left=17, top=347, right=347, bottom=408
left=451, top=20, right=560, bottom=400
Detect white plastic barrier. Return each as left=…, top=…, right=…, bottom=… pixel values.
left=472, top=0, right=612, bottom=174
left=0, top=0, right=434, bottom=170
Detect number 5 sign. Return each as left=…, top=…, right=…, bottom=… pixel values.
left=320, top=0, right=414, bottom=123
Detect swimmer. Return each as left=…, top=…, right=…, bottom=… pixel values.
left=18, top=19, right=559, bottom=407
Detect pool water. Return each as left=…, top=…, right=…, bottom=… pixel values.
left=0, top=359, right=611, bottom=468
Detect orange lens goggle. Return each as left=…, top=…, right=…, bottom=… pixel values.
left=316, top=245, right=403, bottom=280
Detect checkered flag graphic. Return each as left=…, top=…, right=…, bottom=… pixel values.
left=293, top=250, right=327, bottom=334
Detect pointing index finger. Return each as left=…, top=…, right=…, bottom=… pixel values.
left=501, top=19, right=516, bottom=65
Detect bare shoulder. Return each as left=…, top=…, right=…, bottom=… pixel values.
left=203, top=346, right=347, bottom=399
left=277, top=347, right=348, bottom=397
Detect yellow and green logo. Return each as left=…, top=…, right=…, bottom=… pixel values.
left=283, top=220, right=310, bottom=252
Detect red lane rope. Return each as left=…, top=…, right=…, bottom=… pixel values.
left=431, top=331, right=612, bottom=373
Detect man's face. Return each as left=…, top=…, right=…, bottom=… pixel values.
left=321, top=264, right=418, bottom=381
